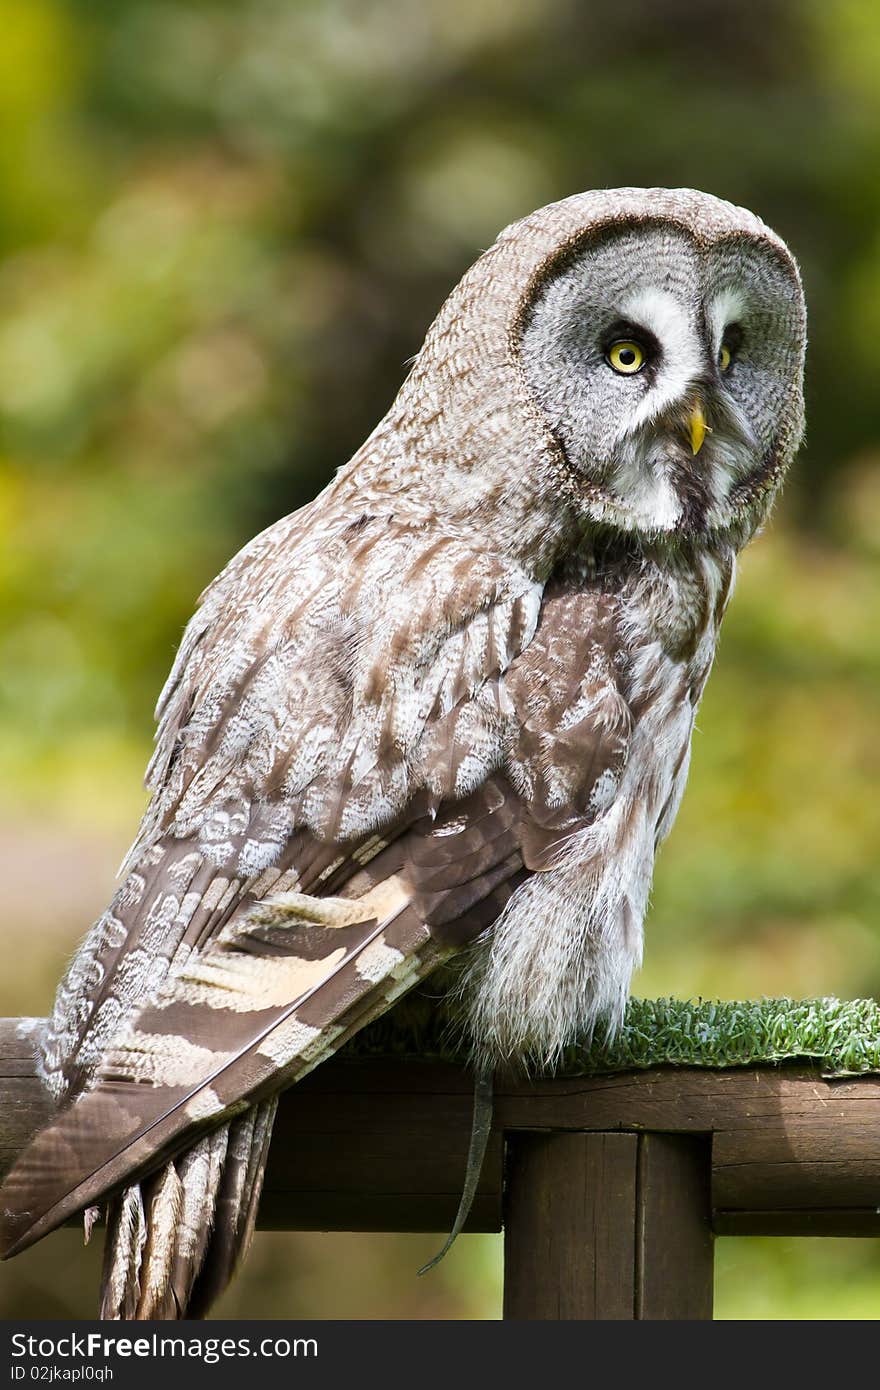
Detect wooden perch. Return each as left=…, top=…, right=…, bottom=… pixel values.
left=3, top=1018, right=880, bottom=1319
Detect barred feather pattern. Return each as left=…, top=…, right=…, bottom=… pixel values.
left=0, top=188, right=805, bottom=1318
left=99, top=1101, right=276, bottom=1321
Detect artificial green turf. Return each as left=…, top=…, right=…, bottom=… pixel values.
left=564, top=996, right=880, bottom=1076
left=349, top=996, right=880, bottom=1076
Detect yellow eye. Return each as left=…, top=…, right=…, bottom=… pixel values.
left=606, top=340, right=645, bottom=375
left=719, top=343, right=732, bottom=372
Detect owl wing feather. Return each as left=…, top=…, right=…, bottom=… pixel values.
left=0, top=519, right=631, bottom=1282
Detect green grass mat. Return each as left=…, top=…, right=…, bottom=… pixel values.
left=347, top=996, right=880, bottom=1076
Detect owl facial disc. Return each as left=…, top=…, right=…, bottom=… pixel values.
left=519, top=220, right=803, bottom=536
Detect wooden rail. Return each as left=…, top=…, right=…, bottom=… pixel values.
left=3, top=1019, right=880, bottom=1319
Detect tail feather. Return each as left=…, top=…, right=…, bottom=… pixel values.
left=168, top=1128, right=229, bottom=1316
left=135, top=1164, right=185, bottom=1319
left=99, top=1102, right=275, bottom=1321
left=0, top=893, right=434, bottom=1262
left=100, top=1186, right=148, bottom=1321
left=188, top=1099, right=277, bottom=1319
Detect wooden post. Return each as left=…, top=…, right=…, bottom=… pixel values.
left=634, top=1133, right=713, bottom=1318
left=503, top=1132, right=713, bottom=1320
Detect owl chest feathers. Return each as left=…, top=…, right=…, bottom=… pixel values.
left=506, top=540, right=734, bottom=845
left=157, top=518, right=731, bottom=881
left=460, top=540, right=734, bottom=1065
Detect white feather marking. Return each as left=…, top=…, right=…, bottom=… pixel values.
left=707, top=286, right=746, bottom=350
left=255, top=1017, right=329, bottom=1066
left=107, top=1032, right=236, bottom=1087
left=252, top=891, right=378, bottom=928
left=354, top=936, right=405, bottom=983
left=156, top=946, right=347, bottom=1013
left=183, top=1087, right=226, bottom=1121
left=618, top=286, right=704, bottom=431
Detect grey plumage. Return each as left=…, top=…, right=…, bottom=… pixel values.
left=0, top=188, right=806, bottom=1316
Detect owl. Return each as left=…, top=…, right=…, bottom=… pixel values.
left=0, top=189, right=805, bottom=1318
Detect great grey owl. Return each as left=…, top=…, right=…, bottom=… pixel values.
left=0, top=188, right=806, bottom=1317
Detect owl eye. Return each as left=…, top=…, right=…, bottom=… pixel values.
left=606, top=340, right=646, bottom=375
left=718, top=324, right=742, bottom=373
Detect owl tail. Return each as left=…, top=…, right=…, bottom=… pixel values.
left=99, top=1098, right=277, bottom=1320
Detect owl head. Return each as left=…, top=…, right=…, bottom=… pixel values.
left=356, top=188, right=806, bottom=557
left=516, top=199, right=806, bottom=539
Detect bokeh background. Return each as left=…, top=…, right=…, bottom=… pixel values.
left=1, top=0, right=879, bottom=1319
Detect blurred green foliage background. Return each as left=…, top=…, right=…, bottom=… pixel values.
left=1, top=0, right=879, bottom=1320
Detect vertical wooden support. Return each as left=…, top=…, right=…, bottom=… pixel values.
left=503, top=1131, right=713, bottom=1320
left=635, top=1133, right=713, bottom=1319
left=504, top=1133, right=639, bottom=1319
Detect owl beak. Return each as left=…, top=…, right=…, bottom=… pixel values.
left=688, top=402, right=709, bottom=456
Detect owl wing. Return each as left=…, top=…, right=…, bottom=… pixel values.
left=0, top=519, right=631, bottom=1264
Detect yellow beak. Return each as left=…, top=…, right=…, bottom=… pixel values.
left=688, top=402, right=708, bottom=456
